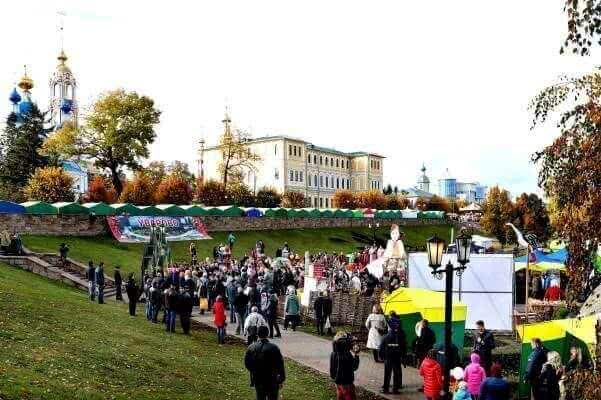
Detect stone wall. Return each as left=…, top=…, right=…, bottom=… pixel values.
left=0, top=213, right=447, bottom=236
left=0, top=214, right=106, bottom=236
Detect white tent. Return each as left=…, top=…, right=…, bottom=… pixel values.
left=400, top=207, right=418, bottom=219
left=408, top=253, right=514, bottom=330
left=459, top=202, right=482, bottom=213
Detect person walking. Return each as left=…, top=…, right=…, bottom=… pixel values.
left=330, top=332, right=360, bottom=400
left=419, top=349, right=443, bottom=400
left=537, top=351, right=562, bottom=400
left=86, top=261, right=96, bottom=302
left=479, top=362, right=511, bottom=400
left=464, top=353, right=486, bottom=400
left=378, top=324, right=407, bottom=394
left=149, top=280, right=162, bottom=323
left=95, top=262, right=105, bottom=304
left=213, top=295, right=227, bottom=344
left=473, top=320, right=495, bottom=375
left=265, top=289, right=281, bottom=339
left=227, top=232, right=237, bottom=252
left=283, top=287, right=300, bottom=331
left=314, top=291, right=326, bottom=336
left=113, top=266, right=123, bottom=301
left=365, top=305, right=387, bottom=363
left=524, top=338, right=548, bottom=400
left=245, top=326, right=286, bottom=400
left=179, top=286, right=194, bottom=335
left=189, top=242, right=197, bottom=265
left=234, top=286, right=249, bottom=335
left=245, top=305, right=268, bottom=345
left=164, top=284, right=178, bottom=333
left=125, top=273, right=139, bottom=316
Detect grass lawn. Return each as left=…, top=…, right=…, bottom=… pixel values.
left=22, top=225, right=452, bottom=276
left=0, top=262, right=383, bottom=400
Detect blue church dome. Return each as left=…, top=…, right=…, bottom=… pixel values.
left=60, top=98, right=72, bottom=114
left=18, top=100, right=33, bottom=115
left=9, top=88, right=21, bottom=104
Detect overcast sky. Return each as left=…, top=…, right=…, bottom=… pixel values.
left=1, top=1, right=597, bottom=197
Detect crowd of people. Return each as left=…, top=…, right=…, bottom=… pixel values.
left=0, top=229, right=22, bottom=255
left=74, top=237, right=593, bottom=400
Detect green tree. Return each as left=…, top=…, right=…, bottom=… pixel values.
left=480, top=186, right=514, bottom=245
left=54, top=90, right=161, bottom=196
left=512, top=193, right=552, bottom=243
left=144, top=161, right=167, bottom=189
left=0, top=106, right=50, bottom=188
left=383, top=184, right=393, bottom=195
left=23, top=166, right=74, bottom=203
left=561, top=1, right=601, bottom=55
left=167, top=161, right=194, bottom=183
left=39, top=121, right=80, bottom=167
left=155, top=174, right=193, bottom=205
left=195, top=180, right=227, bottom=206
left=255, top=187, right=281, bottom=208
left=227, top=182, right=255, bottom=207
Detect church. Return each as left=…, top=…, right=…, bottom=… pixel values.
left=7, top=47, right=88, bottom=196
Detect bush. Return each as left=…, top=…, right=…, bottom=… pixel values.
left=83, top=176, right=118, bottom=203
left=355, top=190, right=387, bottom=209
left=23, top=167, right=75, bottom=203
left=255, top=187, right=281, bottom=208
left=119, top=173, right=154, bottom=205
left=155, top=174, right=193, bottom=204
left=282, top=191, right=307, bottom=208
left=332, top=190, right=357, bottom=209
left=195, top=179, right=227, bottom=206
left=227, top=183, right=255, bottom=207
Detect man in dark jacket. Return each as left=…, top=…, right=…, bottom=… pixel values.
left=86, top=261, right=96, bottom=301
left=473, top=319, right=496, bottom=375
left=164, top=284, right=179, bottom=333
left=95, top=262, right=105, bottom=304
left=245, top=326, right=286, bottom=400
left=179, top=286, right=194, bottom=335
left=150, top=281, right=162, bottom=323
left=330, top=332, right=360, bottom=399
left=234, top=287, right=249, bottom=334
left=379, top=325, right=407, bottom=394
left=313, top=292, right=326, bottom=335
left=265, top=290, right=281, bottom=339
left=113, top=266, right=123, bottom=301
left=525, top=338, right=548, bottom=400
left=413, top=319, right=436, bottom=366
left=125, top=274, right=139, bottom=316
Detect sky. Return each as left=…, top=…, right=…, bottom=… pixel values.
left=1, top=1, right=598, bottom=198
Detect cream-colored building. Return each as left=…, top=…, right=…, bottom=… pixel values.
left=202, top=123, right=384, bottom=208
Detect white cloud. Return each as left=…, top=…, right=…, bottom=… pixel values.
left=1, top=0, right=596, bottom=197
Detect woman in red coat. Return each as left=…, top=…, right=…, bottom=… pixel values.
left=213, top=295, right=227, bottom=344
left=419, top=349, right=443, bottom=400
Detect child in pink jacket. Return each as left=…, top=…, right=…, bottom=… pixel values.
left=464, top=353, right=486, bottom=399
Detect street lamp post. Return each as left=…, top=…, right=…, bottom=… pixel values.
left=426, top=231, right=472, bottom=399
left=368, top=222, right=380, bottom=243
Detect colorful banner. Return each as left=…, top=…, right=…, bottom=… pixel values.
left=107, top=215, right=211, bottom=243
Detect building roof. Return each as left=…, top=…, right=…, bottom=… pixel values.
left=403, top=187, right=435, bottom=198
left=62, top=160, right=86, bottom=174
left=206, top=134, right=385, bottom=158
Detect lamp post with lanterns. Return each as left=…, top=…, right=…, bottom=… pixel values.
left=425, top=231, right=472, bottom=399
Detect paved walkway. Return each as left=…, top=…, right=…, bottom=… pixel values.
left=192, top=311, right=423, bottom=400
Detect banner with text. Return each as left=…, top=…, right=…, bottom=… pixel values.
left=107, top=215, right=211, bottom=243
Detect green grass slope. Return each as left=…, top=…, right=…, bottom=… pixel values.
left=22, top=225, right=451, bottom=276
left=0, top=263, right=346, bottom=400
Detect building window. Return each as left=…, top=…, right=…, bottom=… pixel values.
left=347, top=179, right=350, bottom=189
left=346, top=160, right=349, bottom=169
left=320, top=156, right=323, bottom=165
left=320, top=175, right=323, bottom=187
left=289, top=145, right=292, bottom=156
left=319, top=198, right=323, bottom=208
left=314, top=175, right=318, bottom=187
left=275, top=169, right=279, bottom=180
left=336, top=178, right=340, bottom=189
left=325, top=157, right=329, bottom=166
left=299, top=147, right=302, bottom=157
left=330, top=157, right=333, bottom=166
left=336, top=159, right=339, bottom=168
left=308, top=154, right=311, bottom=163
left=293, top=146, right=297, bottom=156
left=299, top=171, right=303, bottom=182
left=294, top=171, right=299, bottom=181
left=325, top=198, right=329, bottom=208
left=307, top=174, right=311, bottom=186
left=314, top=155, right=317, bottom=164
left=325, top=176, right=329, bottom=187
left=290, top=170, right=294, bottom=181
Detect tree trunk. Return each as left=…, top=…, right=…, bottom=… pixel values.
left=110, top=166, right=123, bottom=197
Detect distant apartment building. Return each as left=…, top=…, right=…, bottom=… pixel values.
left=202, top=116, right=384, bottom=208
